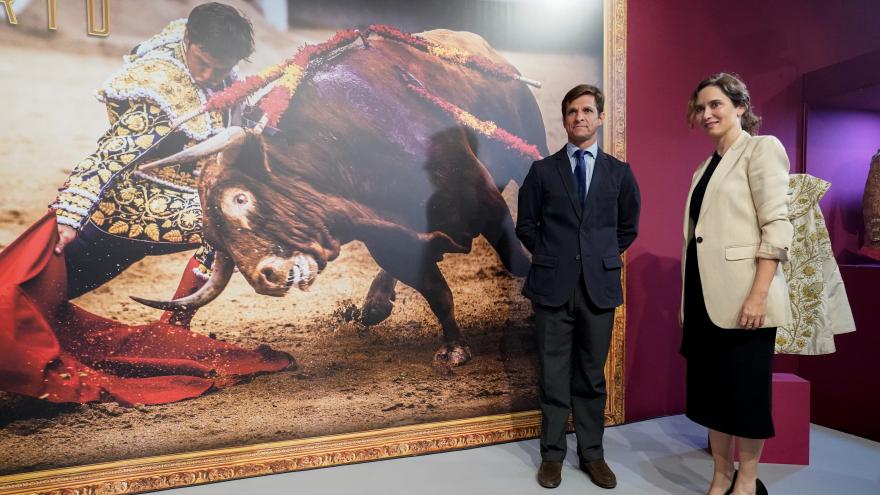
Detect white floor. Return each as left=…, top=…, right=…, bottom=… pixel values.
left=163, top=415, right=880, bottom=494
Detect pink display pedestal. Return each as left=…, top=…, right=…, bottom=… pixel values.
left=709, top=373, right=811, bottom=465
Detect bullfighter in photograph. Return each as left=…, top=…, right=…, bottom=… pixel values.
left=0, top=2, right=294, bottom=407
left=55, top=1, right=253, bottom=322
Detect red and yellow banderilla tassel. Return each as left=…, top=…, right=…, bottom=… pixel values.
left=406, top=84, right=542, bottom=162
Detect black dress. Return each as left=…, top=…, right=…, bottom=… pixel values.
left=681, top=152, right=776, bottom=439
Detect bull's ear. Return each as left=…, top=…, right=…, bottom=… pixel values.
left=225, top=133, right=282, bottom=182
left=203, top=129, right=261, bottom=190
left=215, top=129, right=250, bottom=172
left=257, top=135, right=287, bottom=181
left=218, top=132, right=273, bottom=182
left=263, top=151, right=277, bottom=179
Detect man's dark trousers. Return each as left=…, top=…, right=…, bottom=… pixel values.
left=534, top=276, right=614, bottom=463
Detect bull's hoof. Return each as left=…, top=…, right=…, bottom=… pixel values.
left=432, top=342, right=472, bottom=366
left=360, top=296, right=394, bottom=326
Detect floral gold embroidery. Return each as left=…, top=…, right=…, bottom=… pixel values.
left=105, top=136, right=128, bottom=152
left=145, top=223, right=161, bottom=241
left=163, top=230, right=183, bottom=242
left=778, top=175, right=833, bottom=354
left=129, top=223, right=144, bottom=238
left=99, top=174, right=202, bottom=244
left=148, top=196, right=169, bottom=213
left=135, top=134, right=155, bottom=148
left=92, top=210, right=105, bottom=225
left=124, top=113, right=147, bottom=132
left=108, top=221, right=129, bottom=235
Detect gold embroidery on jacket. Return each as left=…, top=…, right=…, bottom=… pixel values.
left=91, top=178, right=202, bottom=244
left=777, top=175, right=833, bottom=354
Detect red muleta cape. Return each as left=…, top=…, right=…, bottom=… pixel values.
left=0, top=212, right=294, bottom=406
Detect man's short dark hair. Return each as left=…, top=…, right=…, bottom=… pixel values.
left=561, top=84, right=604, bottom=116
left=186, top=2, right=254, bottom=65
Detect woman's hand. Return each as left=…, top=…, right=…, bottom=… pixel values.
left=738, top=291, right=767, bottom=329
left=739, top=258, right=779, bottom=329
left=55, top=224, right=78, bottom=254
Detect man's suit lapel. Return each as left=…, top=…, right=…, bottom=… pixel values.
left=698, top=130, right=751, bottom=221
left=553, top=147, right=582, bottom=220
left=583, top=149, right=609, bottom=224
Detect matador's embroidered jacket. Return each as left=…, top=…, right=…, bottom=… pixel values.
left=776, top=174, right=856, bottom=355
left=52, top=19, right=235, bottom=277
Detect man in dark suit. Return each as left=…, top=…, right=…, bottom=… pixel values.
left=516, top=84, right=640, bottom=489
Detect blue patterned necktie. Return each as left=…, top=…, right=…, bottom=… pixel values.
left=574, top=149, right=587, bottom=206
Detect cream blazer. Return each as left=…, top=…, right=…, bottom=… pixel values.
left=680, top=131, right=794, bottom=329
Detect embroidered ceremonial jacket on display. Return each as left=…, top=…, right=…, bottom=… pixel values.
left=776, top=174, right=856, bottom=355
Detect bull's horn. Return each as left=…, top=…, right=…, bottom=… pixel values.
left=516, top=75, right=542, bottom=88
left=138, top=126, right=247, bottom=172
left=130, top=251, right=235, bottom=311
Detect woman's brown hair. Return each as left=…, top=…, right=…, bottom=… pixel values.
left=687, top=72, right=762, bottom=135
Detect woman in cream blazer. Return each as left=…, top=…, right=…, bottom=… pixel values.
left=681, top=73, right=793, bottom=495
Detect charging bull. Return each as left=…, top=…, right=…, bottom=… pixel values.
left=134, top=30, right=548, bottom=366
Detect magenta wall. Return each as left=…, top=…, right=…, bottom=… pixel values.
left=805, top=108, right=880, bottom=263
left=624, top=0, right=880, bottom=437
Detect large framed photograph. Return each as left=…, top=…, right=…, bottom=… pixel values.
left=0, top=0, right=627, bottom=493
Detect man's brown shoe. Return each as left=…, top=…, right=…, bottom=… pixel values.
left=580, top=458, right=617, bottom=489
left=537, top=460, right=562, bottom=488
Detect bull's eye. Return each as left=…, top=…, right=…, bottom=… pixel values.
left=220, top=188, right=255, bottom=230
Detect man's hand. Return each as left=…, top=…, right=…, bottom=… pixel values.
left=55, top=224, right=78, bottom=255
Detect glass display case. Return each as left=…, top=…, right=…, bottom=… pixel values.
left=802, top=49, right=880, bottom=265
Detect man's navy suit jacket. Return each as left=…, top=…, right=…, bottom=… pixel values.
left=516, top=146, right=640, bottom=309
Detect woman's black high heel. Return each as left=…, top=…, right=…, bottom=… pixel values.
left=723, top=470, right=738, bottom=495
left=724, top=474, right=768, bottom=495
left=756, top=478, right=768, bottom=495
